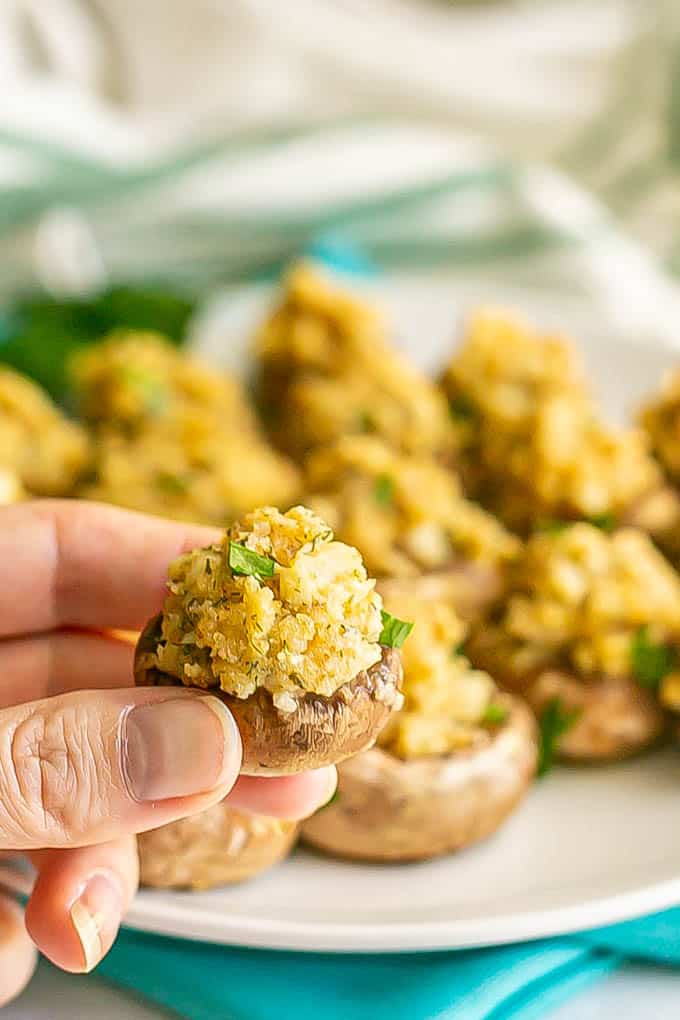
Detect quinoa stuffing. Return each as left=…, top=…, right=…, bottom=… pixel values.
left=442, top=311, right=661, bottom=531
left=71, top=330, right=258, bottom=434
left=139, top=505, right=386, bottom=711
left=74, top=332, right=301, bottom=525
left=81, top=408, right=300, bottom=525
left=377, top=596, right=499, bottom=759
left=0, top=366, right=90, bottom=496
left=304, top=435, right=519, bottom=577
left=474, top=522, right=680, bottom=686
left=639, top=367, right=680, bottom=484
left=0, top=467, right=24, bottom=505
left=254, top=262, right=460, bottom=460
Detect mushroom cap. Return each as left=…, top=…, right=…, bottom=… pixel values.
left=134, top=615, right=403, bottom=776
left=301, top=693, right=537, bottom=862
left=138, top=804, right=298, bottom=889
left=529, top=670, right=666, bottom=762
left=467, top=632, right=666, bottom=762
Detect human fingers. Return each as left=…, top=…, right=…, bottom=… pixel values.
left=0, top=894, right=37, bottom=1006
left=226, top=768, right=338, bottom=820
left=26, top=836, right=138, bottom=974
left=0, top=630, right=134, bottom=707
left=0, top=686, right=241, bottom=850
left=0, top=500, right=221, bottom=638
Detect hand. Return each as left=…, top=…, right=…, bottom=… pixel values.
left=0, top=500, right=336, bottom=1002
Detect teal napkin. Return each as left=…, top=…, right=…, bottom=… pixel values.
left=94, top=908, right=680, bottom=1020
left=95, top=928, right=622, bottom=1020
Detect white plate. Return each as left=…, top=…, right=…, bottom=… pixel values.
left=12, top=271, right=680, bottom=953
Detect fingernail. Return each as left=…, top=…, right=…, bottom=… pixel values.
left=320, top=766, right=338, bottom=807
left=70, top=871, right=122, bottom=973
left=123, top=695, right=241, bottom=802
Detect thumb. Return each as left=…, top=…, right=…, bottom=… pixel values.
left=0, top=687, right=241, bottom=850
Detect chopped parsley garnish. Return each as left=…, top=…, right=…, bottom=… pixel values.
left=630, top=626, right=676, bottom=689
left=379, top=610, right=414, bottom=649
left=448, top=394, right=478, bottom=423
left=228, top=541, right=276, bottom=579
left=537, top=697, right=581, bottom=776
left=357, top=410, right=376, bottom=433
left=117, top=365, right=168, bottom=414
left=374, top=474, right=394, bottom=507
left=483, top=702, right=509, bottom=725
left=451, top=641, right=466, bottom=659
left=536, top=518, right=569, bottom=536
left=587, top=512, right=616, bottom=533
left=156, top=471, right=188, bottom=494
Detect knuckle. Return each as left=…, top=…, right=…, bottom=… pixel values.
left=0, top=705, right=112, bottom=845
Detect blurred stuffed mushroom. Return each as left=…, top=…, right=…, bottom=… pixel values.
left=137, top=805, right=297, bottom=890
left=301, top=598, right=536, bottom=862
left=304, top=435, right=519, bottom=619
left=134, top=506, right=405, bottom=774
left=0, top=366, right=90, bottom=496
left=441, top=311, right=668, bottom=536
left=467, top=523, right=672, bottom=762
left=254, top=262, right=461, bottom=462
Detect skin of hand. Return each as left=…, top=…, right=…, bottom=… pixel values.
left=0, top=500, right=338, bottom=1003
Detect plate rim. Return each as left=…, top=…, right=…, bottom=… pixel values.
left=121, top=876, right=680, bottom=953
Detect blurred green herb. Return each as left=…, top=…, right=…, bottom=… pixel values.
left=0, top=285, right=195, bottom=404
left=374, top=474, right=394, bottom=507
left=156, top=471, right=189, bottom=495
left=483, top=702, right=509, bottom=725
left=448, top=394, right=478, bottom=423
left=535, top=519, right=569, bottom=536
left=587, top=512, right=616, bottom=533
left=537, top=697, right=581, bottom=777
left=630, top=626, right=676, bottom=689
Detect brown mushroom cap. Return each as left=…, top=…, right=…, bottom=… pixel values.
left=301, top=693, right=537, bottom=862
left=134, top=615, right=403, bottom=776
left=467, top=633, right=666, bottom=762
left=138, top=804, right=298, bottom=889
left=529, top=670, right=666, bottom=762
left=377, top=561, right=504, bottom=622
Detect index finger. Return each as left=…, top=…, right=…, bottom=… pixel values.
left=0, top=500, right=222, bottom=637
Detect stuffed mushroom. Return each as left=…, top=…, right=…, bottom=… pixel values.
left=73, top=332, right=300, bottom=525
left=134, top=505, right=404, bottom=774
left=0, top=366, right=90, bottom=496
left=137, top=804, right=297, bottom=889
left=302, top=598, right=537, bottom=861
left=254, top=262, right=461, bottom=461
left=304, top=435, right=519, bottom=619
left=467, top=523, right=671, bottom=761
left=441, top=311, right=665, bottom=534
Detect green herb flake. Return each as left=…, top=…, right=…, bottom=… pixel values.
left=374, top=474, right=394, bottom=507
left=228, top=541, right=276, bottom=579
left=378, top=610, right=414, bottom=649
left=357, top=410, right=376, bottom=433
left=587, top=512, right=616, bottom=533
left=630, top=625, right=677, bottom=689
left=483, top=702, right=509, bottom=725
left=451, top=641, right=466, bottom=659
left=536, top=518, right=570, bottom=536
left=448, top=394, right=478, bottom=423
left=156, top=471, right=188, bottom=494
left=537, top=697, right=581, bottom=777
left=118, top=365, right=168, bottom=415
